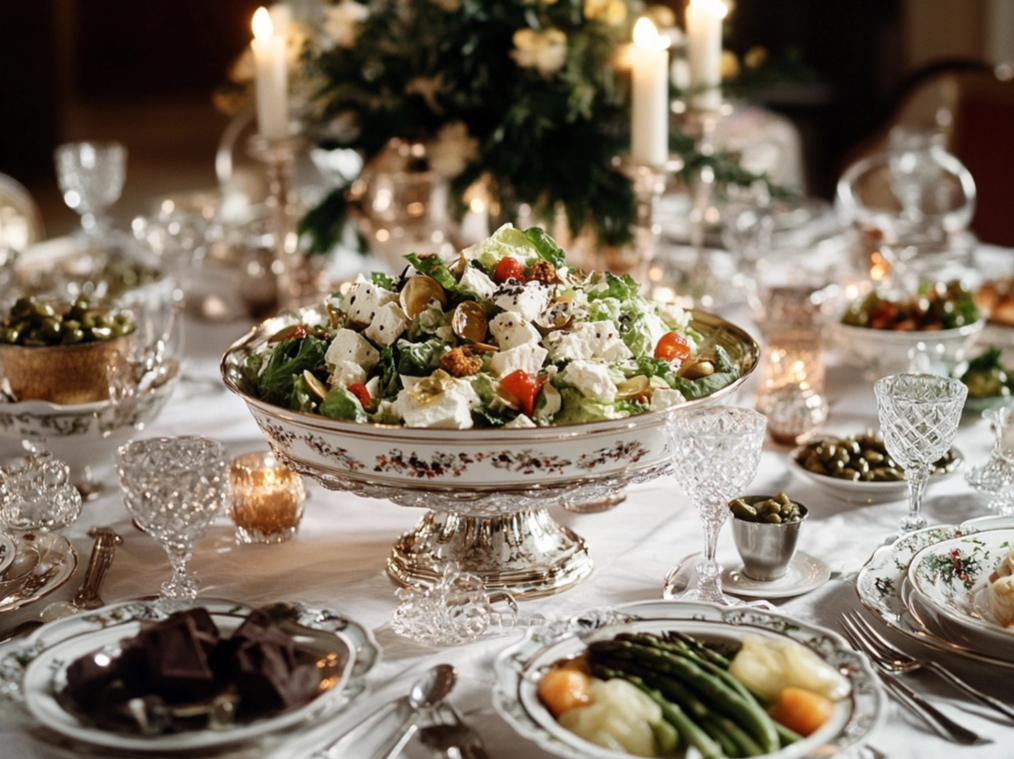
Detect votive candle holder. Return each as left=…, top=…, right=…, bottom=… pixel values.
left=754, top=330, right=829, bottom=445
left=228, top=450, right=306, bottom=544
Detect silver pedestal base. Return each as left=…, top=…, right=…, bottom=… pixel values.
left=388, top=508, right=594, bottom=599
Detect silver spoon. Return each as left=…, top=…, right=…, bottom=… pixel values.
left=315, top=664, right=457, bottom=759
left=374, top=664, right=457, bottom=759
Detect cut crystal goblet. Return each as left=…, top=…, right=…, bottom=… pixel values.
left=54, top=140, right=127, bottom=238
left=665, top=406, right=767, bottom=604
left=874, top=373, right=967, bottom=535
left=115, top=436, right=229, bottom=609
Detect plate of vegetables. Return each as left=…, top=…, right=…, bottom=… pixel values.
left=493, top=601, right=882, bottom=759
left=955, top=346, right=1014, bottom=416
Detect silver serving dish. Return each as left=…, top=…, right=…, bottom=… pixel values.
left=221, top=306, right=758, bottom=598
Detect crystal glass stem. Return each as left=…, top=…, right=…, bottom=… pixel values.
left=249, top=135, right=304, bottom=313
left=901, top=465, right=930, bottom=532
left=695, top=497, right=726, bottom=602
left=162, top=543, right=198, bottom=606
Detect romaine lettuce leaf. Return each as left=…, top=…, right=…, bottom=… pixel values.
left=524, top=227, right=566, bottom=268
left=320, top=385, right=368, bottom=422
left=256, top=335, right=328, bottom=406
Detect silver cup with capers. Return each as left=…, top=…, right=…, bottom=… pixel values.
left=728, top=493, right=807, bottom=581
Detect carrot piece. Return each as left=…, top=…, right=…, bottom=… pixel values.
left=770, top=686, right=835, bottom=737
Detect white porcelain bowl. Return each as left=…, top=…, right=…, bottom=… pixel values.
left=0, top=366, right=178, bottom=498
left=221, top=306, right=759, bottom=597
left=827, top=318, right=984, bottom=380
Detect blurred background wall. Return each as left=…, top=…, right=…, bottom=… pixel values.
left=0, top=0, right=1007, bottom=238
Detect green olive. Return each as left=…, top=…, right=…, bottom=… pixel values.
left=0, top=296, right=135, bottom=347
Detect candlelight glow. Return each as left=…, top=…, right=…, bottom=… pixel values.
left=253, top=7, right=274, bottom=39
left=633, top=18, right=669, bottom=50
left=689, top=0, right=728, bottom=20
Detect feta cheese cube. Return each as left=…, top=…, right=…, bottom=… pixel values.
left=345, top=277, right=397, bottom=325
left=365, top=302, right=410, bottom=346
left=325, top=328, right=380, bottom=372
left=330, top=360, right=367, bottom=387
left=392, top=377, right=480, bottom=429
left=493, top=281, right=551, bottom=322
left=545, top=321, right=631, bottom=362
left=650, top=387, right=686, bottom=411
left=558, top=360, right=617, bottom=402
left=504, top=413, right=537, bottom=429
left=458, top=266, right=497, bottom=301
left=488, top=344, right=548, bottom=378
left=489, top=312, right=542, bottom=350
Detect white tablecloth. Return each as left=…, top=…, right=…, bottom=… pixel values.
left=2, top=278, right=1013, bottom=759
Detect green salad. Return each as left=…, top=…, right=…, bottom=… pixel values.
left=241, top=225, right=740, bottom=429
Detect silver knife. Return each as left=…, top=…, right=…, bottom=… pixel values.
left=880, top=672, right=991, bottom=745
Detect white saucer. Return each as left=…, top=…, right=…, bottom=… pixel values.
left=665, top=552, right=831, bottom=599
left=724, top=553, right=832, bottom=598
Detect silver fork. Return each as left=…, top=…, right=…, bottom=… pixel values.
left=840, top=615, right=990, bottom=745
left=843, top=610, right=1014, bottom=722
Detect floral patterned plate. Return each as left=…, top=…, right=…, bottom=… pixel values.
left=0, top=533, right=77, bottom=614
left=0, top=598, right=379, bottom=756
left=906, top=530, right=1014, bottom=659
left=854, top=515, right=1014, bottom=668
left=492, top=600, right=882, bottom=759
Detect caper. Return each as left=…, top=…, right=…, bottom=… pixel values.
left=729, top=492, right=804, bottom=523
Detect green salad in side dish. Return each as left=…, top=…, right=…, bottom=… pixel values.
left=241, top=224, right=741, bottom=429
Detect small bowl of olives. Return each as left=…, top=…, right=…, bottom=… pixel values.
left=728, top=493, right=808, bottom=581
left=789, top=431, right=963, bottom=504
left=0, top=297, right=137, bottom=405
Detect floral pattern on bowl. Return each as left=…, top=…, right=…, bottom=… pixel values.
left=855, top=516, right=1014, bottom=667
left=906, top=529, right=1014, bottom=656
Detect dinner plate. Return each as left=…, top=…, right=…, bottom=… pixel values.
left=905, top=530, right=1014, bottom=659
left=0, top=599, right=379, bottom=756
left=854, top=515, right=1014, bottom=668
left=0, top=533, right=77, bottom=613
left=788, top=446, right=964, bottom=505
left=492, top=600, right=882, bottom=759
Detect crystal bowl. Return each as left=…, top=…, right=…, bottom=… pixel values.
left=221, top=306, right=759, bottom=598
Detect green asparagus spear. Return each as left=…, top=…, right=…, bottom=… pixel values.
left=588, top=639, right=779, bottom=753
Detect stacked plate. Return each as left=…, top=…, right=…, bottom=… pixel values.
left=0, top=599, right=378, bottom=757
left=0, top=532, right=77, bottom=612
left=856, top=515, right=1014, bottom=668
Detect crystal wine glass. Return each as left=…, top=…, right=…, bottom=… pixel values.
left=874, top=373, right=967, bottom=536
left=54, top=141, right=127, bottom=238
left=665, top=406, right=767, bottom=604
left=965, top=406, right=1014, bottom=516
left=115, top=436, right=229, bottom=609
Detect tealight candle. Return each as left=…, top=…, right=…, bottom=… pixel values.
left=630, top=18, right=670, bottom=167
left=251, top=7, right=289, bottom=140
left=685, top=0, right=727, bottom=111
left=229, top=450, right=306, bottom=543
left=754, top=330, right=828, bottom=445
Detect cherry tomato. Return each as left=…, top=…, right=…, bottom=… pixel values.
left=654, top=332, right=691, bottom=361
left=347, top=382, right=370, bottom=408
left=493, top=257, right=526, bottom=284
left=500, top=369, right=545, bottom=417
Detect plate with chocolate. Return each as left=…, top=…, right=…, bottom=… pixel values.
left=2, top=600, right=377, bottom=753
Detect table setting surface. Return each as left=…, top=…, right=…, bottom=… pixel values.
left=1, top=254, right=1013, bottom=759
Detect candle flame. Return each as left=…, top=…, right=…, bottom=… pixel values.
left=690, top=0, right=729, bottom=19
left=253, top=6, right=274, bottom=39
left=633, top=17, right=669, bottom=50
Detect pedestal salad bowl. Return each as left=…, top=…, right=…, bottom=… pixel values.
left=221, top=225, right=759, bottom=597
